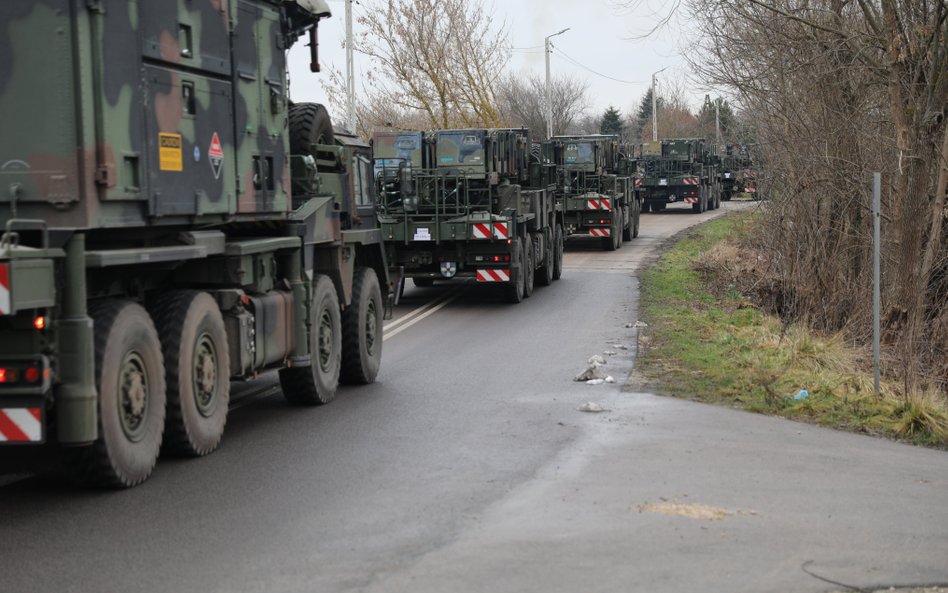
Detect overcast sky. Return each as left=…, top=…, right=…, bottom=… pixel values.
left=286, top=0, right=701, bottom=122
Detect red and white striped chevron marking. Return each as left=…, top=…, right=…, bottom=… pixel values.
left=684, top=197, right=699, bottom=204
left=0, top=263, right=10, bottom=315
left=0, top=408, right=42, bottom=442
left=476, top=269, right=510, bottom=282
left=589, top=228, right=611, bottom=237
left=472, top=222, right=509, bottom=240
left=682, top=177, right=700, bottom=185
left=634, top=178, right=642, bottom=187
left=586, top=198, right=611, bottom=210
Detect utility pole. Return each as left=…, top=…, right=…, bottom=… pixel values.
left=545, top=28, right=569, bottom=139
left=651, top=67, right=668, bottom=142
left=715, top=98, right=722, bottom=144
left=345, top=0, right=356, bottom=133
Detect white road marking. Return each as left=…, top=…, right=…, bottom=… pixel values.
left=383, top=287, right=464, bottom=334
left=383, top=289, right=464, bottom=341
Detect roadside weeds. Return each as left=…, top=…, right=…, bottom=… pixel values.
left=631, top=213, right=948, bottom=449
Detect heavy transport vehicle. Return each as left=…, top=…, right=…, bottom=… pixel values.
left=638, top=139, right=722, bottom=213
left=374, top=128, right=563, bottom=303
left=547, top=135, right=641, bottom=251
left=719, top=144, right=753, bottom=201
left=0, top=0, right=390, bottom=487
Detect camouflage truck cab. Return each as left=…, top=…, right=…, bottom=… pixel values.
left=547, top=135, right=641, bottom=251
left=375, top=128, right=563, bottom=303
left=639, top=138, right=722, bottom=214
left=0, top=0, right=391, bottom=487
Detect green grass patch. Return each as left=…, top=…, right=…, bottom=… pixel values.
left=636, top=214, right=948, bottom=448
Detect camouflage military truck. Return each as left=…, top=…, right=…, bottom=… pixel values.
left=0, top=0, right=391, bottom=487
left=547, top=135, right=641, bottom=251
left=719, top=144, right=754, bottom=201
left=638, top=139, right=721, bottom=213
left=374, top=129, right=563, bottom=303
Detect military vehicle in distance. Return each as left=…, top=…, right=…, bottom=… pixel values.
left=638, top=139, right=721, bottom=213
left=374, top=129, right=563, bottom=303
left=0, top=0, right=390, bottom=487
left=719, top=144, right=754, bottom=201
left=547, top=135, right=641, bottom=251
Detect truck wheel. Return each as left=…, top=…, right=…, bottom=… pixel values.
left=536, top=230, right=554, bottom=287
left=722, top=191, right=732, bottom=202
left=64, top=301, right=166, bottom=488
left=506, top=240, right=525, bottom=303
left=622, top=205, right=633, bottom=242
left=413, top=278, right=434, bottom=288
left=602, top=223, right=619, bottom=251
left=289, top=102, right=334, bottom=156
left=523, top=238, right=535, bottom=298
left=279, top=275, right=341, bottom=405
left=552, top=224, right=564, bottom=281
left=150, top=291, right=229, bottom=457
left=693, top=195, right=703, bottom=213
left=643, top=202, right=651, bottom=213
left=340, top=267, right=383, bottom=385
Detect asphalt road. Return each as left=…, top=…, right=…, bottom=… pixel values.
left=2, top=200, right=946, bottom=593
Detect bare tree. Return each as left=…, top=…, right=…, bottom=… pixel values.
left=496, top=73, right=591, bottom=138
left=684, top=0, right=948, bottom=391
left=342, top=0, right=509, bottom=131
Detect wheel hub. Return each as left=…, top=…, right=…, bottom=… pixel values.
left=318, top=310, right=334, bottom=371
left=365, top=300, right=377, bottom=356
left=193, top=334, right=218, bottom=417
left=119, top=352, right=148, bottom=440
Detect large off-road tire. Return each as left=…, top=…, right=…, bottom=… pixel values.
left=279, top=275, right=341, bottom=405
left=602, top=220, right=620, bottom=251
left=413, top=277, right=434, bottom=288
left=536, top=230, right=554, bottom=287
left=289, top=102, right=334, bottom=156
left=506, top=240, right=525, bottom=303
left=150, top=291, right=229, bottom=457
left=523, top=237, right=535, bottom=298
left=622, top=204, right=633, bottom=242
left=340, top=267, right=383, bottom=385
left=692, top=193, right=704, bottom=213
left=632, top=201, right=641, bottom=238
left=64, top=301, right=167, bottom=488
left=722, top=191, right=732, bottom=202
left=552, top=224, right=564, bottom=281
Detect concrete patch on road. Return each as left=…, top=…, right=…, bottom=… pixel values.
left=637, top=500, right=733, bottom=521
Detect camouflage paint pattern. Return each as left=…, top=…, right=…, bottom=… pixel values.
left=0, top=0, right=311, bottom=231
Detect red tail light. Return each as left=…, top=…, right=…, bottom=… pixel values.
left=33, top=316, right=46, bottom=330
left=24, top=367, right=41, bottom=383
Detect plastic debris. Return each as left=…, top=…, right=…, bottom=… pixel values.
left=577, top=402, right=606, bottom=413
left=792, top=389, right=809, bottom=400
left=634, top=321, right=649, bottom=329
left=605, top=376, right=616, bottom=383
left=586, top=379, right=605, bottom=385
left=603, top=350, right=618, bottom=356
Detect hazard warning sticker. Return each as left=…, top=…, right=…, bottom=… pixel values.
left=208, top=132, right=224, bottom=180
left=159, top=133, right=183, bottom=172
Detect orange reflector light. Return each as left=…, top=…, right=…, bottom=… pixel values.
left=0, top=368, right=18, bottom=383
left=34, top=316, right=46, bottom=330
left=24, top=367, right=41, bottom=383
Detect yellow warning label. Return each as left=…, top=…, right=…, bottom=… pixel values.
left=159, top=133, right=183, bottom=172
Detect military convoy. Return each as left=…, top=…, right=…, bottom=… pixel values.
left=0, top=0, right=390, bottom=486
left=546, top=135, right=641, bottom=250
left=0, top=0, right=756, bottom=490
left=374, top=128, right=563, bottom=303
left=637, top=139, right=722, bottom=213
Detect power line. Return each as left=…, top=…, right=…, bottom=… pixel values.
left=551, top=47, right=645, bottom=85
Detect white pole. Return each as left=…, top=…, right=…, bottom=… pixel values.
left=651, top=73, right=657, bottom=142
left=345, top=0, right=356, bottom=133
left=873, top=172, right=881, bottom=396
left=544, top=28, right=569, bottom=139
left=715, top=98, right=721, bottom=144
left=545, top=36, right=552, bottom=139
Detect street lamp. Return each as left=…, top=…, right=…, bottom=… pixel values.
left=545, top=27, right=570, bottom=139
left=651, top=66, right=668, bottom=142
